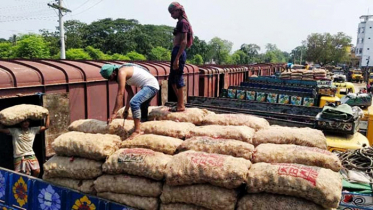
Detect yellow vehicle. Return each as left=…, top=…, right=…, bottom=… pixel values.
left=326, top=132, right=369, bottom=152
left=333, top=82, right=355, bottom=98
left=319, top=95, right=341, bottom=107
left=350, top=70, right=363, bottom=83
left=360, top=105, right=373, bottom=146
left=369, top=73, right=373, bottom=85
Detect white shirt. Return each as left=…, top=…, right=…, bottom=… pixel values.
left=8, top=127, right=40, bottom=158
left=126, top=66, right=160, bottom=90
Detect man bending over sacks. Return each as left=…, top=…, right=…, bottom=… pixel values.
left=100, top=63, right=160, bottom=139
left=0, top=115, right=50, bottom=177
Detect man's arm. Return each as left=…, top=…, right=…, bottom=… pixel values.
left=39, top=114, right=50, bottom=132
left=122, top=85, right=134, bottom=119
left=110, top=70, right=127, bottom=123
left=0, top=123, right=10, bottom=135
left=173, top=32, right=187, bottom=70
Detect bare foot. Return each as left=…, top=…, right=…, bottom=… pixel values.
left=128, top=131, right=144, bottom=140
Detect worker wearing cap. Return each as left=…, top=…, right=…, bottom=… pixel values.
left=168, top=2, right=193, bottom=112
left=100, top=63, right=159, bottom=139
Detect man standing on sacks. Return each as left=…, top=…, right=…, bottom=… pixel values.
left=168, top=1, right=193, bottom=112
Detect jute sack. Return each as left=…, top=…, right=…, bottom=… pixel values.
left=43, top=177, right=96, bottom=194
left=103, top=148, right=172, bottom=180
left=160, top=204, right=209, bottom=210
left=0, top=104, right=49, bottom=126
left=98, top=192, right=159, bottom=210
left=108, top=119, right=135, bottom=139
left=246, top=163, right=342, bottom=208
left=141, top=120, right=195, bottom=139
left=237, top=193, right=327, bottom=210
left=116, top=106, right=161, bottom=120
left=52, top=131, right=121, bottom=160
left=253, top=126, right=327, bottom=149
left=202, top=113, right=269, bottom=131
left=148, top=107, right=212, bottom=125
left=253, top=144, right=342, bottom=172
left=166, top=151, right=251, bottom=189
left=43, top=156, right=103, bottom=179
left=68, top=119, right=109, bottom=134
left=178, top=136, right=254, bottom=160
left=121, top=134, right=183, bottom=155
left=116, top=107, right=133, bottom=119
left=94, top=175, right=162, bottom=197
left=186, top=125, right=255, bottom=143
left=161, top=184, right=237, bottom=210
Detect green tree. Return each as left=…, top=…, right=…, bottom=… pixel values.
left=149, top=46, right=171, bottom=61
left=306, top=32, right=352, bottom=65
left=65, top=48, right=91, bottom=60
left=208, top=37, right=233, bottom=64
left=190, top=54, right=203, bottom=65
left=240, top=43, right=261, bottom=63
left=187, top=36, right=210, bottom=62
left=141, top=25, right=173, bottom=50
left=83, top=18, right=139, bottom=53
left=0, top=42, right=15, bottom=58
left=231, top=50, right=249, bottom=64
left=64, top=20, right=87, bottom=49
left=15, top=34, right=50, bottom=58
left=85, top=46, right=111, bottom=60
left=125, top=51, right=146, bottom=61
left=110, top=53, right=131, bottom=61
left=263, top=43, right=286, bottom=63
left=39, top=29, right=60, bottom=57
left=291, top=45, right=307, bottom=64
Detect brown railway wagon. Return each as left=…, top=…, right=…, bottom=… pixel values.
left=0, top=59, right=200, bottom=120
left=0, top=59, right=199, bottom=171
left=198, top=65, right=249, bottom=97
left=0, top=59, right=281, bottom=171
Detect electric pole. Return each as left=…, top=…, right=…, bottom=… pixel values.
left=48, top=0, right=71, bottom=59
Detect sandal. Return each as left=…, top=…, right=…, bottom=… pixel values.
left=169, top=106, right=186, bottom=112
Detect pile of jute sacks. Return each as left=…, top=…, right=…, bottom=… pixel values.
left=37, top=106, right=342, bottom=210
left=280, top=69, right=328, bottom=81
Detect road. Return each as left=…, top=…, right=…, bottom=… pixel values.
left=354, top=82, right=367, bottom=92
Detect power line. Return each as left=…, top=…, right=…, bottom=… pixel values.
left=5, top=9, right=55, bottom=18
left=69, top=0, right=104, bottom=16
left=0, top=3, right=45, bottom=11
left=71, top=0, right=92, bottom=12
left=0, top=16, right=56, bottom=23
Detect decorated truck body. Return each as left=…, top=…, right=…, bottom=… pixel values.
left=0, top=167, right=132, bottom=210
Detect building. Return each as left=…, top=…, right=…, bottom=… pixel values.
left=356, top=15, right=373, bottom=67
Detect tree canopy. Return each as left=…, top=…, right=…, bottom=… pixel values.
left=0, top=18, right=352, bottom=67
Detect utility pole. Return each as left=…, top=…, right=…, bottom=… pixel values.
left=48, top=0, right=71, bottom=59
left=367, top=56, right=370, bottom=83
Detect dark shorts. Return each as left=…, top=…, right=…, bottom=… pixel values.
left=169, top=46, right=186, bottom=89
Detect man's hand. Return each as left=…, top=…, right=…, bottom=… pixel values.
left=122, top=110, right=129, bottom=120
left=108, top=114, right=116, bottom=124
left=172, top=59, right=179, bottom=71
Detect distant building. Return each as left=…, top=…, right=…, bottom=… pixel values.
left=356, top=15, right=373, bottom=67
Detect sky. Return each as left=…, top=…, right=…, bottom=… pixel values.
left=0, top=0, right=372, bottom=53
